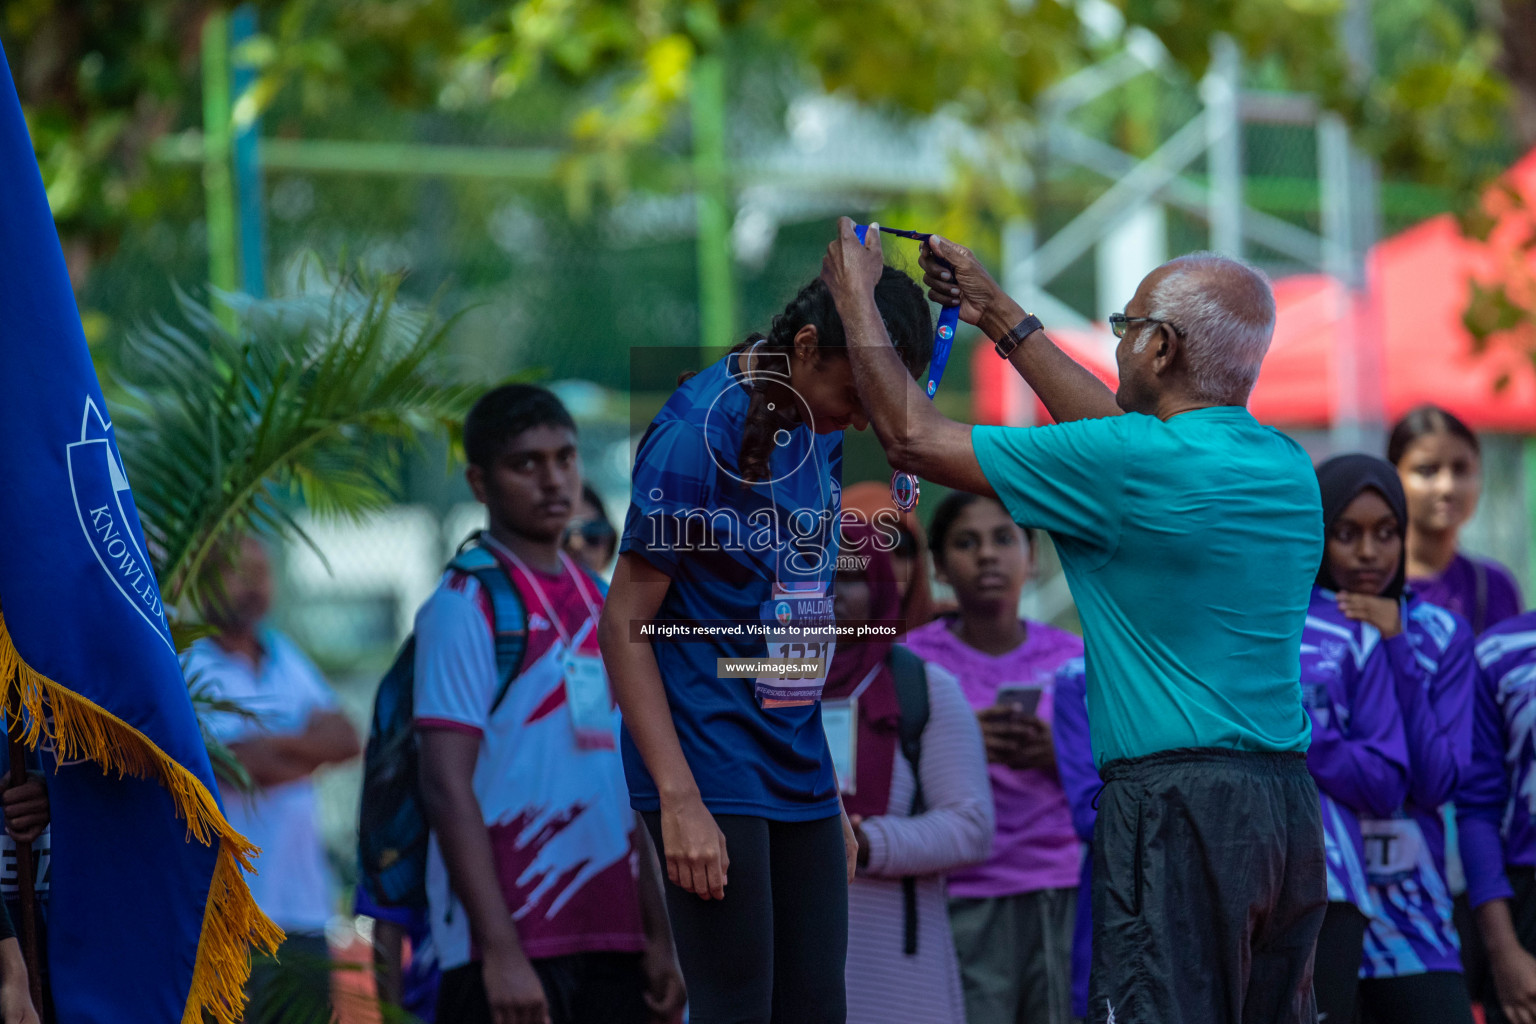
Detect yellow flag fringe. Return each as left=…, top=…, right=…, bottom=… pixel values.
left=0, top=611, right=284, bottom=1024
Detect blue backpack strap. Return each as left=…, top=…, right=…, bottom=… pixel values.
left=448, top=542, right=527, bottom=712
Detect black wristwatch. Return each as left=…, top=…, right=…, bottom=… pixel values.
left=993, top=313, right=1044, bottom=359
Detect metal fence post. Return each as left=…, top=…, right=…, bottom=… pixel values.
left=691, top=52, right=736, bottom=358
left=200, top=9, right=239, bottom=329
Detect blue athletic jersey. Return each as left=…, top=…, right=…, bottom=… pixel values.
left=1461, top=612, right=1536, bottom=910
left=1361, top=596, right=1475, bottom=978
left=619, top=352, right=843, bottom=820
left=1301, top=588, right=1410, bottom=916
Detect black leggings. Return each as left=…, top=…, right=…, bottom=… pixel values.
left=1314, top=902, right=1367, bottom=1024
left=641, top=812, right=848, bottom=1024
left=1359, top=972, right=1475, bottom=1024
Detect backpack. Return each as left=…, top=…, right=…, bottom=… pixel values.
left=357, top=538, right=529, bottom=910
left=886, top=644, right=930, bottom=956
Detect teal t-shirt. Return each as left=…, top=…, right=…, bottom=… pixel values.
left=973, top=407, right=1320, bottom=766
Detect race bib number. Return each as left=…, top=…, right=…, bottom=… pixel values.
left=564, top=653, right=617, bottom=751
left=1360, top=817, right=1425, bottom=882
left=755, top=592, right=836, bottom=708
left=822, top=701, right=857, bottom=795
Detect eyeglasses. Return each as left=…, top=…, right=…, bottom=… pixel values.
left=562, top=519, right=616, bottom=547
left=1108, top=313, right=1182, bottom=339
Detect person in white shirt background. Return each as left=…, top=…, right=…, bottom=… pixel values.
left=184, top=535, right=362, bottom=1022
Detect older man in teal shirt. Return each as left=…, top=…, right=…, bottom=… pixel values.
left=822, top=219, right=1325, bottom=1024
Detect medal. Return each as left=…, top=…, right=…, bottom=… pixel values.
left=854, top=223, right=958, bottom=512
left=890, top=471, right=920, bottom=512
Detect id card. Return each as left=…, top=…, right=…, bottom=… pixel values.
left=564, top=653, right=616, bottom=750
left=1360, top=816, right=1425, bottom=881
left=754, top=588, right=836, bottom=708
left=822, top=700, right=857, bottom=795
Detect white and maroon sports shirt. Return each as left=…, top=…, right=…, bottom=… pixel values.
left=413, top=543, right=644, bottom=969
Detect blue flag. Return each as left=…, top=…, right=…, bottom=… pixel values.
left=0, top=40, right=281, bottom=1024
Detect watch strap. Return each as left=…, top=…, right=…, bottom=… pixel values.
left=994, top=314, right=1043, bottom=359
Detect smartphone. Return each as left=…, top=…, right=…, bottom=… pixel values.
left=996, top=684, right=1043, bottom=718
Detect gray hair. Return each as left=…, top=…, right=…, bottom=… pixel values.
left=1136, top=252, right=1275, bottom=403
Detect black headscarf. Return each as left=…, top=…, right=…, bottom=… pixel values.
left=1314, top=453, right=1409, bottom=598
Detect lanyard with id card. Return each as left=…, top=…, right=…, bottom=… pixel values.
left=563, top=646, right=616, bottom=751
left=821, top=664, right=880, bottom=794
left=485, top=537, right=615, bottom=750
left=755, top=580, right=837, bottom=708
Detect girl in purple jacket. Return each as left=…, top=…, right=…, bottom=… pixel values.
left=1389, top=406, right=1522, bottom=634
left=1306, top=455, right=1414, bottom=1022
left=1461, top=611, right=1536, bottom=1024
left=1315, top=456, right=1478, bottom=1022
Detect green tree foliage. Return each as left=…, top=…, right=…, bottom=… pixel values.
left=7, top=0, right=1523, bottom=250
left=113, top=264, right=479, bottom=612
left=7, top=0, right=1534, bottom=365
left=2, top=0, right=470, bottom=283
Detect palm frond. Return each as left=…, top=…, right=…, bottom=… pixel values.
left=112, top=264, right=483, bottom=617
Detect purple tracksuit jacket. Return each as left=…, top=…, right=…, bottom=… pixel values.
left=1360, top=595, right=1475, bottom=977
left=1302, top=587, right=1411, bottom=916
left=1460, top=612, right=1536, bottom=913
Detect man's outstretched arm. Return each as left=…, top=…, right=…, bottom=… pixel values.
left=918, top=235, right=1123, bottom=425
left=821, top=219, right=995, bottom=498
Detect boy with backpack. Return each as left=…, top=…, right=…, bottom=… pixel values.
left=364, top=384, right=683, bottom=1024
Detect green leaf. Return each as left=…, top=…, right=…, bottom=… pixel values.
left=1462, top=279, right=1527, bottom=348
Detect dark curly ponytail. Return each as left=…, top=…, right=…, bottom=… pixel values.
left=726, top=267, right=931, bottom=482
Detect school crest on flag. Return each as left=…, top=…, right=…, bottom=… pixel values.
left=68, top=398, right=174, bottom=652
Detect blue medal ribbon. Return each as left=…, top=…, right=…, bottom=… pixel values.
left=853, top=223, right=959, bottom=399
left=853, top=222, right=957, bottom=511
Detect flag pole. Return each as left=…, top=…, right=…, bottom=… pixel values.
left=6, top=713, right=42, bottom=1019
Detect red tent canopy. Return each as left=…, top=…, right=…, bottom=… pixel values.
left=973, top=150, right=1536, bottom=431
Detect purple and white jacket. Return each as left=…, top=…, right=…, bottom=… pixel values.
left=1459, top=611, right=1536, bottom=913
left=1301, top=587, right=1411, bottom=916
left=1360, top=595, right=1475, bottom=978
